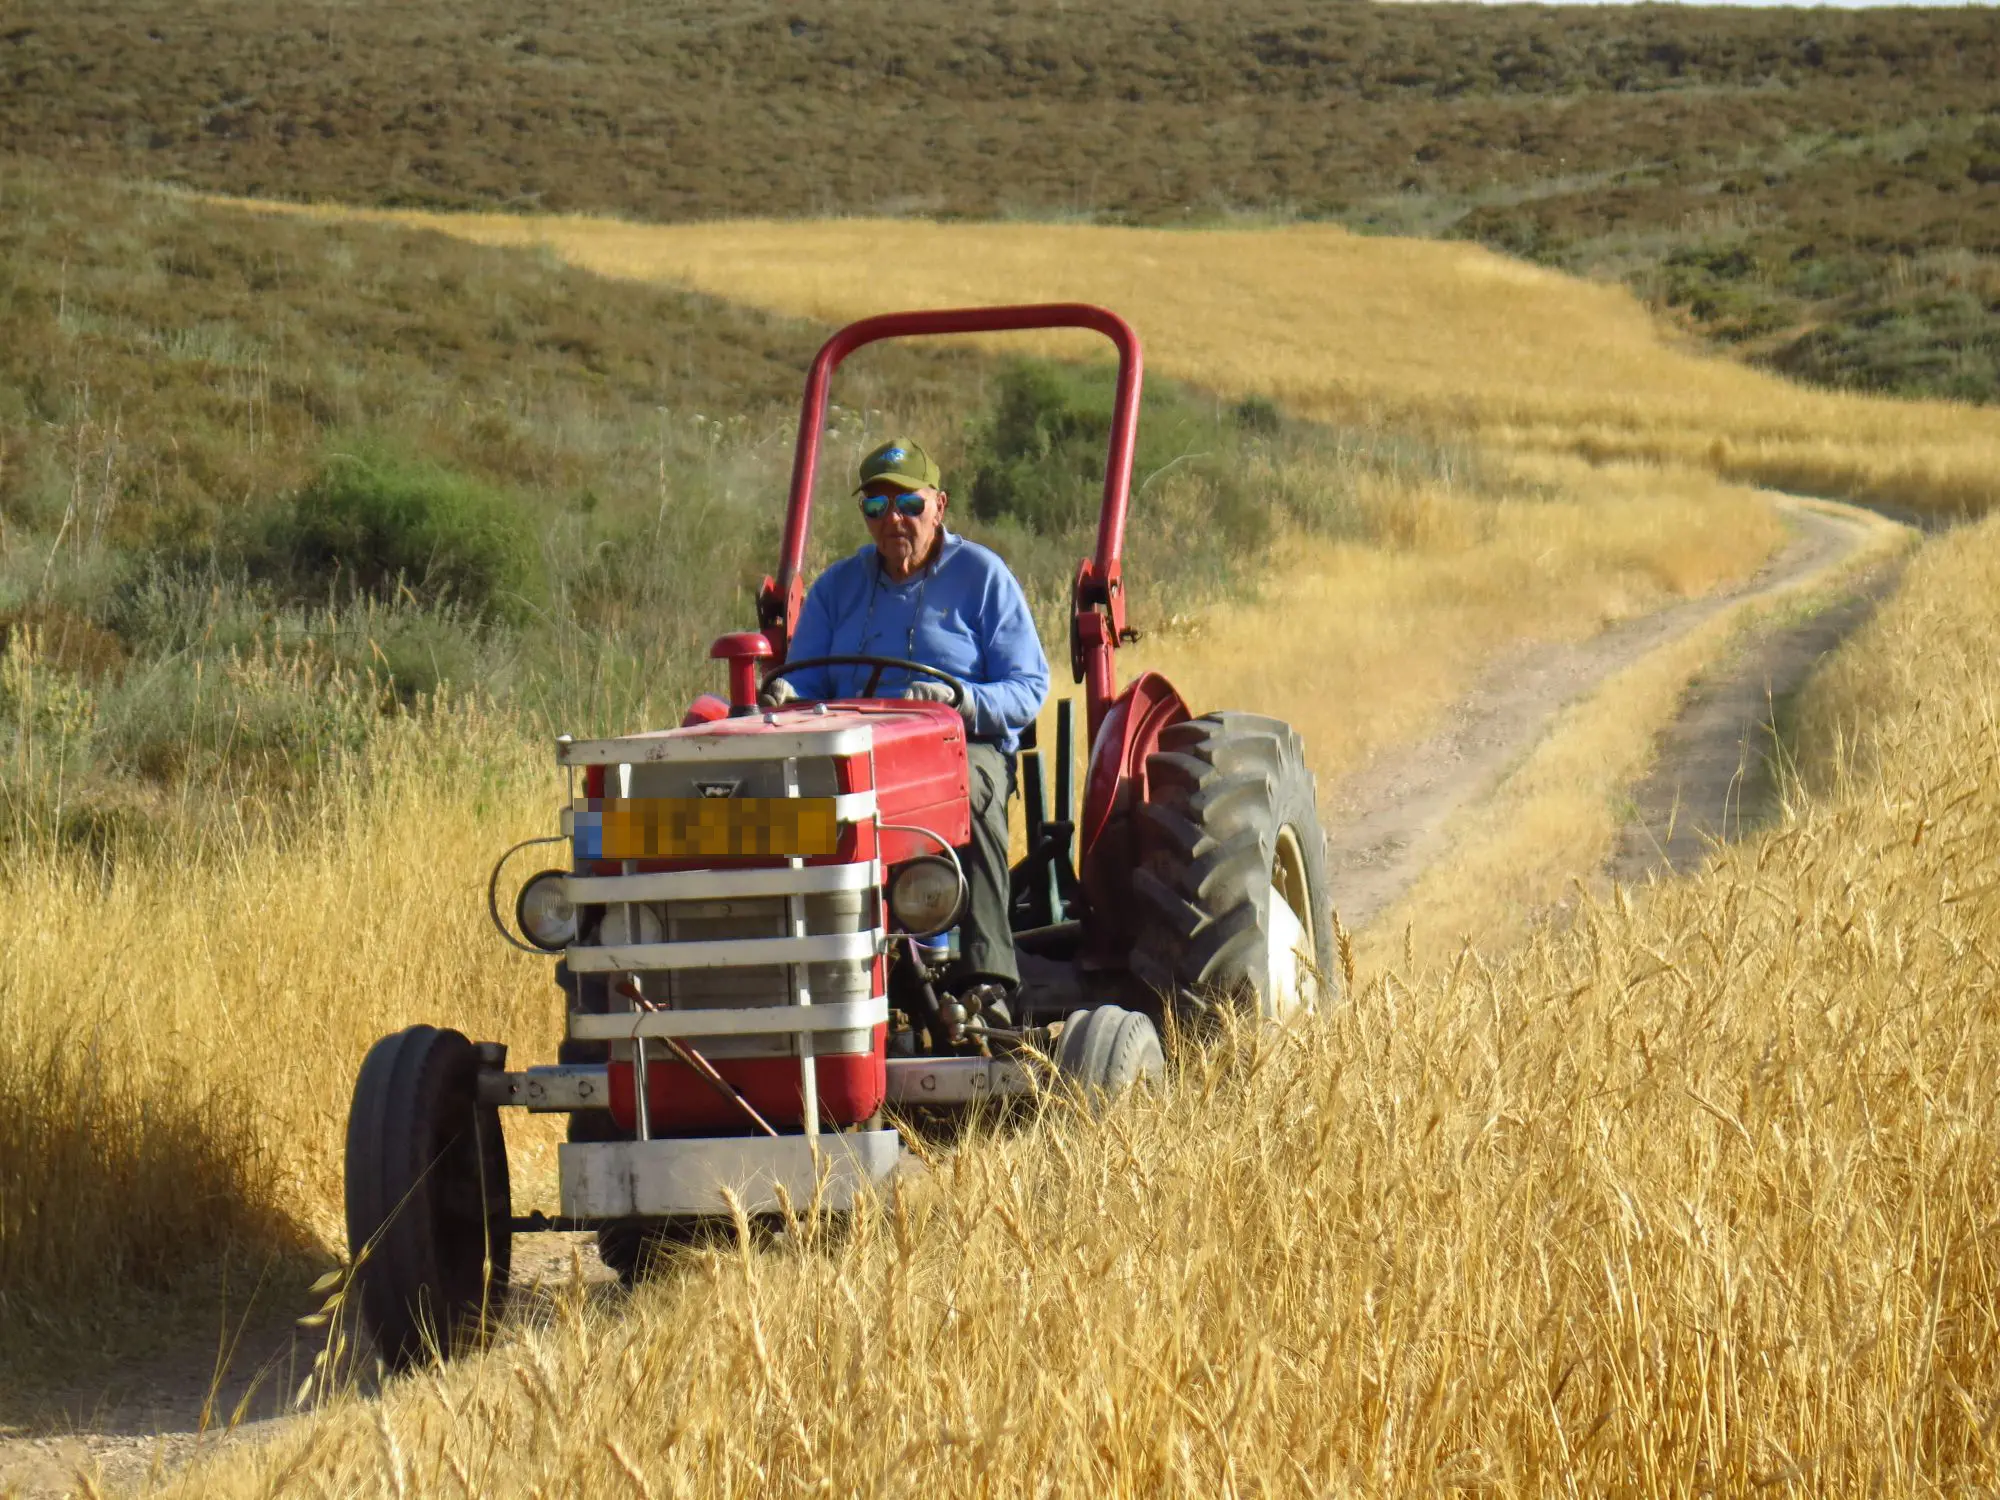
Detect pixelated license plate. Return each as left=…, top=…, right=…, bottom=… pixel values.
left=572, top=797, right=840, bottom=860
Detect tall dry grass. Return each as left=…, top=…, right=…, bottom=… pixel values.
left=0, top=702, right=569, bottom=1350
left=1123, top=461, right=1788, bottom=794
left=226, top=205, right=2000, bottom=520
left=162, top=508, right=2000, bottom=1496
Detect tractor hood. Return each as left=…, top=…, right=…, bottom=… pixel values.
left=557, top=702, right=971, bottom=867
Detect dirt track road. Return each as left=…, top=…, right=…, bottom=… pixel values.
left=1320, top=495, right=1900, bottom=933
left=0, top=496, right=1903, bottom=1500
left=0, top=1235, right=604, bottom=1499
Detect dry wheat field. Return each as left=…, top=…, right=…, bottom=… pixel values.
left=4, top=211, right=1999, bottom=1495
left=164, top=498, right=2000, bottom=1497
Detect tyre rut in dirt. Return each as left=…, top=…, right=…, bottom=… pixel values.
left=1129, top=711, right=1335, bottom=1022
left=1056, top=1005, right=1165, bottom=1098
left=344, top=1025, right=511, bottom=1369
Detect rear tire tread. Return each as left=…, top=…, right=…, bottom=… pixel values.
left=1127, top=712, right=1336, bottom=1021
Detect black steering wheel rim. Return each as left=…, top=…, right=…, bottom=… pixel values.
left=763, top=655, right=967, bottom=709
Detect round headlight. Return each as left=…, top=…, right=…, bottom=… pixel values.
left=888, top=855, right=964, bottom=937
left=515, top=869, right=579, bottom=952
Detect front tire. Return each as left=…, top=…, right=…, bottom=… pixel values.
left=1129, top=712, right=1335, bottom=1022
left=344, top=1026, right=511, bottom=1370
left=1056, top=1005, right=1165, bottom=1097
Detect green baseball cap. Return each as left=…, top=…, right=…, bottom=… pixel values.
left=855, top=437, right=942, bottom=494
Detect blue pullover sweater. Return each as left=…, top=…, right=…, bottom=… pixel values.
left=785, top=530, right=1049, bottom=754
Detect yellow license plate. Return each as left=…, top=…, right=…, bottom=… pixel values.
left=594, top=797, right=840, bottom=859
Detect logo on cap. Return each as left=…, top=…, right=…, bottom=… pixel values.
left=883, top=447, right=906, bottom=462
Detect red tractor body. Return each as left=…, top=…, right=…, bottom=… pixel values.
left=559, top=697, right=971, bottom=1141
left=344, top=304, right=1336, bottom=1365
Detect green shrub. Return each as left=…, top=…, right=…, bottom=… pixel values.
left=963, top=360, right=1269, bottom=557
left=260, top=444, right=545, bottom=622
left=1232, top=395, right=1283, bottom=436
left=1763, top=288, right=1999, bottom=402
left=966, top=362, right=1112, bottom=536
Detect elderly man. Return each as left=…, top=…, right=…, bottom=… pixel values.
left=761, top=437, right=1048, bottom=1002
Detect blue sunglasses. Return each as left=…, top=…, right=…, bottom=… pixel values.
left=860, top=490, right=928, bottom=520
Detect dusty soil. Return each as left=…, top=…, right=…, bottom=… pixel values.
left=0, top=1235, right=604, bottom=1499
left=1605, top=577, right=1897, bottom=883
left=1319, top=498, right=1890, bottom=931
left=0, top=496, right=1899, bottom=1500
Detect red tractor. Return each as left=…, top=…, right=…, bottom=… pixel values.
left=344, top=304, right=1335, bottom=1366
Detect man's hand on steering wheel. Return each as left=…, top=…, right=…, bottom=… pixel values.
left=758, top=655, right=970, bottom=718
left=899, top=677, right=976, bottom=729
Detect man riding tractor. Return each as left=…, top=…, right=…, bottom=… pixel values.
left=342, top=304, right=1339, bottom=1365
left=760, top=437, right=1047, bottom=1029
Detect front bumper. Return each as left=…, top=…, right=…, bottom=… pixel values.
left=482, top=1056, right=1039, bottom=1113
left=559, top=1129, right=902, bottom=1217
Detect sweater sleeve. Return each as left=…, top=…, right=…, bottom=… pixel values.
left=967, top=564, right=1050, bottom=738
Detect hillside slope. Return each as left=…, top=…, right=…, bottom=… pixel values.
left=253, top=204, right=2000, bottom=518
left=6, top=0, right=1996, bottom=398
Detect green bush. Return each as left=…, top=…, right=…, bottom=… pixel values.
left=963, top=360, right=1269, bottom=556
left=260, top=444, right=545, bottom=622
left=1763, top=288, right=2000, bottom=402
left=1232, top=395, right=1283, bottom=435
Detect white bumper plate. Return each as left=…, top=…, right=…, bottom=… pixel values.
left=884, top=1057, right=1035, bottom=1104
left=559, top=1130, right=902, bottom=1218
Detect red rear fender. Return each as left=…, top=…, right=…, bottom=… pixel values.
left=1078, top=671, right=1190, bottom=962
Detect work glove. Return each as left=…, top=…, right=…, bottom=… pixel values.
left=757, top=677, right=799, bottom=709
left=902, top=678, right=976, bottom=729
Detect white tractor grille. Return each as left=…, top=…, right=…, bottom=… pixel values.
left=558, top=736, right=887, bottom=1062
left=595, top=887, right=877, bottom=1057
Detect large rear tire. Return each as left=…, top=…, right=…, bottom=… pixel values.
left=1129, top=712, right=1335, bottom=1022
left=344, top=1026, right=511, bottom=1370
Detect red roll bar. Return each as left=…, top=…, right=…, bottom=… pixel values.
left=755, top=303, right=1144, bottom=743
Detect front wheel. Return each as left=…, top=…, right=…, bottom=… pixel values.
left=1129, top=712, right=1335, bottom=1022
left=1056, top=1005, right=1166, bottom=1098
left=344, top=1025, right=511, bottom=1369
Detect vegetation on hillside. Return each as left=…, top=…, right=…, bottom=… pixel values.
left=379, top=211, right=1997, bottom=520
left=2, top=164, right=1432, bottom=867
left=3, top=0, right=1996, bottom=398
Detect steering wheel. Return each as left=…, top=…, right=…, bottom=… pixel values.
left=763, top=655, right=968, bottom=710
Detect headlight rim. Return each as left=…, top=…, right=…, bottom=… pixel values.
left=886, top=854, right=966, bottom=938
left=515, top=868, right=580, bottom=953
